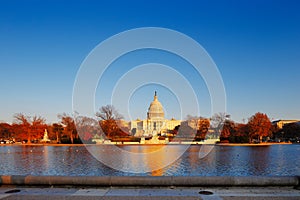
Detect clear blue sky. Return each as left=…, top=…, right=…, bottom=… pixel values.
left=1, top=0, right=300, bottom=123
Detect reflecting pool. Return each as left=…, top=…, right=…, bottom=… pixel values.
left=0, top=144, right=299, bottom=176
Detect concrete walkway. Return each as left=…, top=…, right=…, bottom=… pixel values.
left=0, top=185, right=300, bottom=199
left=0, top=176, right=299, bottom=199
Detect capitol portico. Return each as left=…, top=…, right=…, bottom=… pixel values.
left=130, top=91, right=181, bottom=137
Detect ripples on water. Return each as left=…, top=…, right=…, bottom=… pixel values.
left=0, top=145, right=299, bottom=176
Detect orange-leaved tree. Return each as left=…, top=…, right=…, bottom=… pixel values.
left=247, top=112, right=271, bottom=143
left=13, top=113, right=46, bottom=143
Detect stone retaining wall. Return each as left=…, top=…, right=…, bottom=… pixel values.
left=0, top=176, right=299, bottom=187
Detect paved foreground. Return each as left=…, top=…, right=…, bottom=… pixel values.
left=0, top=186, right=300, bottom=200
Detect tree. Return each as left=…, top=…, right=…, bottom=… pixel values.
left=210, top=113, right=231, bottom=138
left=96, top=105, right=125, bottom=139
left=30, top=115, right=47, bottom=141
left=0, top=123, right=12, bottom=139
left=196, top=118, right=210, bottom=140
left=10, top=124, right=24, bottom=141
left=229, top=123, right=249, bottom=143
left=270, top=123, right=280, bottom=139
left=13, top=113, right=30, bottom=142
left=234, top=124, right=249, bottom=143
left=211, top=113, right=230, bottom=129
left=182, top=116, right=211, bottom=140
left=75, top=116, right=99, bottom=143
left=247, top=112, right=271, bottom=143
left=96, top=105, right=123, bottom=121
left=98, top=119, right=125, bottom=139
left=13, top=113, right=46, bottom=143
left=282, top=122, right=300, bottom=140
left=220, top=119, right=236, bottom=141
left=172, top=125, right=180, bottom=136
left=58, top=113, right=77, bottom=144
left=52, top=123, right=64, bottom=143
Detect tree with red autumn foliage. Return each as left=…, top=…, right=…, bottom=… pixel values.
left=196, top=118, right=210, bottom=140
left=13, top=113, right=46, bottom=143
left=247, top=112, right=271, bottom=143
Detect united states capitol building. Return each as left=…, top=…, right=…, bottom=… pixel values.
left=129, top=91, right=181, bottom=137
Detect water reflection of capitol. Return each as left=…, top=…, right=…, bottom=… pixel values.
left=129, top=91, right=181, bottom=137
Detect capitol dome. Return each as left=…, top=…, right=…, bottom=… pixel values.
left=147, top=91, right=165, bottom=120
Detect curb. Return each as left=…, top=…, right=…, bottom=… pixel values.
left=0, top=176, right=299, bottom=187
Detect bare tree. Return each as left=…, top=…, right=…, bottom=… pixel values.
left=96, top=105, right=123, bottom=120
left=211, top=113, right=230, bottom=129
left=75, top=116, right=99, bottom=142
left=96, top=105, right=124, bottom=138
left=14, top=113, right=30, bottom=126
